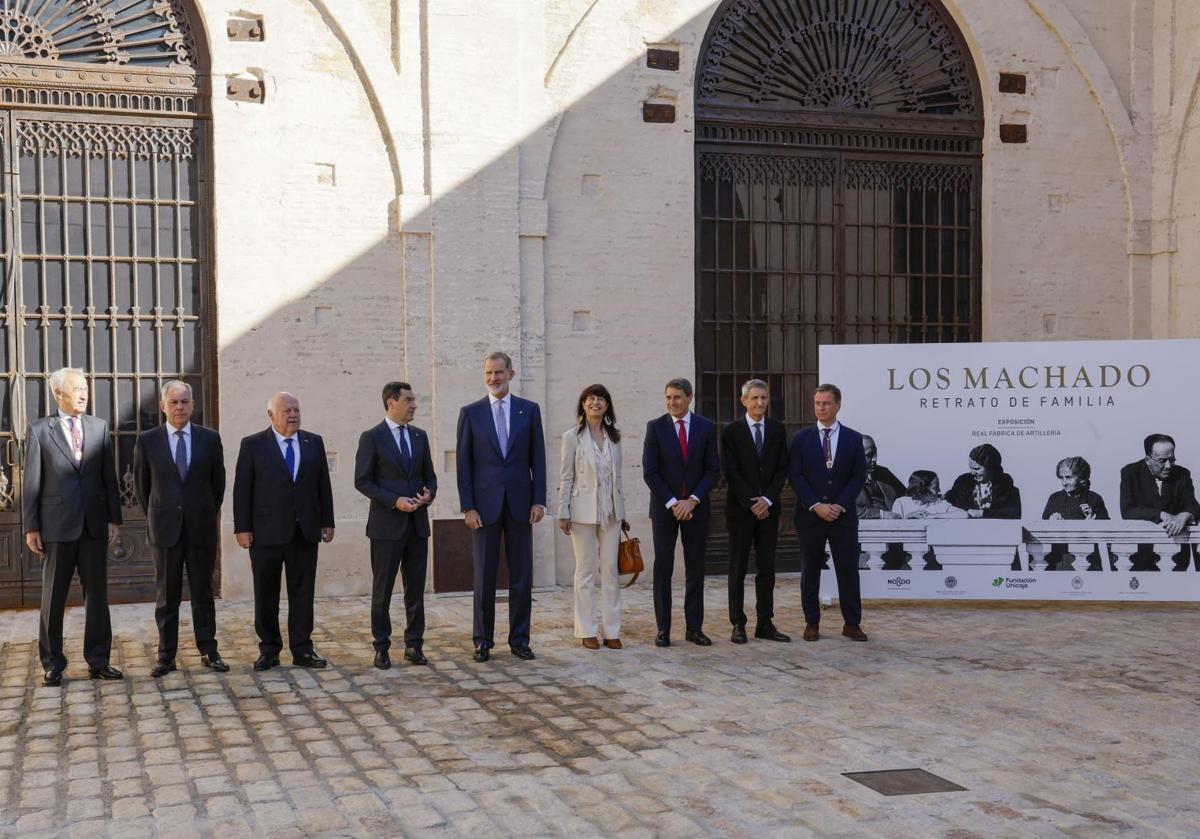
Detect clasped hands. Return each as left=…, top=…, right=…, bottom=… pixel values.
left=812, top=502, right=845, bottom=523
left=1160, top=510, right=1193, bottom=537
left=394, top=486, right=434, bottom=514
left=670, top=497, right=699, bottom=521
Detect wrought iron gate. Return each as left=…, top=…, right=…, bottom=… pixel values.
left=0, top=1, right=211, bottom=608
left=694, top=0, right=984, bottom=571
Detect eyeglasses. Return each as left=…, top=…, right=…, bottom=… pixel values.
left=1149, top=456, right=1176, bottom=465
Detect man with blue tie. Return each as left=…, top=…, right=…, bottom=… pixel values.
left=456, top=352, right=547, bottom=662
left=642, top=377, right=720, bottom=647
left=354, top=381, right=437, bottom=668
left=788, top=384, right=870, bottom=642
left=233, top=392, right=335, bottom=671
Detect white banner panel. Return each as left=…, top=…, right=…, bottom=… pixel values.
left=820, top=339, right=1200, bottom=601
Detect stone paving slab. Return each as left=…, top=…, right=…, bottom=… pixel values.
left=0, top=577, right=1197, bottom=837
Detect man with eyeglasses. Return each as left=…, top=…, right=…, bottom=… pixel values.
left=1119, top=433, right=1200, bottom=570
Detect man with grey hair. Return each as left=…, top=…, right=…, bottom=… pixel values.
left=643, top=377, right=720, bottom=647
left=720, top=379, right=790, bottom=644
left=23, top=367, right=123, bottom=686
left=233, top=392, right=335, bottom=671
left=133, top=381, right=228, bottom=676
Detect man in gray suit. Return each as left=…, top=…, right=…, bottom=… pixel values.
left=23, top=367, right=123, bottom=686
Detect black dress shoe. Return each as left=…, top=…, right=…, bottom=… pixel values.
left=150, top=660, right=176, bottom=678
left=403, top=647, right=428, bottom=666
left=755, top=624, right=792, bottom=643
left=293, top=651, right=328, bottom=668
left=730, top=625, right=748, bottom=644
left=374, top=650, right=391, bottom=670
left=473, top=645, right=490, bottom=662
left=684, top=630, right=713, bottom=646
left=253, top=654, right=280, bottom=672
left=201, top=655, right=230, bottom=673
left=510, top=646, right=536, bottom=661
left=88, top=665, right=123, bottom=680
left=654, top=631, right=670, bottom=648
left=42, top=670, right=63, bottom=687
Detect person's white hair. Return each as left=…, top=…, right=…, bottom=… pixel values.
left=740, top=378, right=769, bottom=398
left=267, top=391, right=298, bottom=412
left=160, top=380, right=192, bottom=401
left=48, top=367, right=85, bottom=395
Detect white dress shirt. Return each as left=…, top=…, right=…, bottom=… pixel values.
left=666, top=411, right=699, bottom=509
left=385, top=416, right=411, bottom=456
left=488, top=392, right=511, bottom=440
left=744, top=413, right=772, bottom=506
left=273, top=428, right=300, bottom=479
left=166, top=422, right=192, bottom=467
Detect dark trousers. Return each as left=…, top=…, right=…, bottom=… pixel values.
left=153, top=524, right=218, bottom=662
left=727, top=513, right=779, bottom=628
left=797, top=521, right=862, bottom=627
left=370, top=531, right=428, bottom=650
left=472, top=501, right=532, bottom=649
left=651, top=513, right=709, bottom=635
left=39, top=534, right=112, bottom=672
left=250, top=529, right=318, bottom=657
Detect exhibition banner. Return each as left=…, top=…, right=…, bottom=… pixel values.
left=821, top=338, right=1200, bottom=601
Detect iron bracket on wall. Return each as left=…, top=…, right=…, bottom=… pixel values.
left=227, top=77, right=265, bottom=103
left=227, top=17, right=265, bottom=41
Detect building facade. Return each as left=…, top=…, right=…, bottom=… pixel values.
left=0, top=0, right=1196, bottom=606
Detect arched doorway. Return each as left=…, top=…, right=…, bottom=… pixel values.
left=0, top=1, right=212, bottom=607
left=695, top=0, right=984, bottom=570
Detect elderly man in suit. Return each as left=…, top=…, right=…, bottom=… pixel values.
left=134, top=380, right=227, bottom=677
left=788, top=383, right=869, bottom=642
left=233, top=392, right=335, bottom=671
left=1119, top=433, right=1200, bottom=571
left=23, top=367, right=123, bottom=687
left=643, top=377, right=720, bottom=648
left=456, top=351, right=547, bottom=662
left=354, top=381, right=437, bottom=668
left=721, top=379, right=790, bottom=645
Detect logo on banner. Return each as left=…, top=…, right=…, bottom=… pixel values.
left=1071, top=576, right=1084, bottom=590
left=944, top=576, right=958, bottom=589
left=992, top=577, right=1004, bottom=588
left=886, top=577, right=911, bottom=589
left=1129, top=577, right=1140, bottom=591
left=992, top=576, right=1037, bottom=590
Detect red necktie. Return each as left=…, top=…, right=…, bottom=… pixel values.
left=677, top=419, right=688, bottom=497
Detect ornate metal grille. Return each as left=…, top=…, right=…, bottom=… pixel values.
left=0, top=0, right=208, bottom=608
left=695, top=0, right=982, bottom=571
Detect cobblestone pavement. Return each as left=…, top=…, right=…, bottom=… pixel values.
left=0, top=577, right=1198, bottom=838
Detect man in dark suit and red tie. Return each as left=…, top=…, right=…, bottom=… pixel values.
left=133, top=380, right=228, bottom=677
left=720, top=378, right=790, bottom=645
left=642, top=377, right=720, bottom=647
left=788, top=383, right=869, bottom=642
left=354, top=381, right=437, bottom=668
left=233, top=392, right=335, bottom=671
left=456, top=352, right=547, bottom=662
left=23, top=367, right=123, bottom=687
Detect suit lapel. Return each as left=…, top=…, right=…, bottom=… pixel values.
left=667, top=414, right=688, bottom=463
left=159, top=424, right=181, bottom=484
left=407, top=426, right=424, bottom=476
left=377, top=422, right=403, bottom=470
left=296, top=432, right=315, bottom=482
left=186, top=426, right=206, bottom=483
left=80, top=415, right=103, bottom=472
left=265, top=429, right=293, bottom=482
left=45, top=416, right=75, bottom=468
left=508, top=398, right=528, bottom=456
left=477, top=399, right=504, bottom=460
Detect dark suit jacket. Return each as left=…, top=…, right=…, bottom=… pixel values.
left=455, top=396, right=547, bottom=526
left=788, top=423, right=868, bottom=530
left=642, top=413, right=721, bottom=522
left=133, top=424, right=226, bottom=547
left=946, top=472, right=1021, bottom=518
left=354, top=421, right=437, bottom=541
left=1119, top=460, right=1200, bottom=522
left=22, top=413, right=122, bottom=542
left=720, top=416, right=787, bottom=522
left=232, top=428, right=335, bottom=546
left=1042, top=489, right=1109, bottom=520
left=857, top=465, right=906, bottom=519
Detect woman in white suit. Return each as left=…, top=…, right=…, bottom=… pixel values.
left=558, top=383, right=627, bottom=650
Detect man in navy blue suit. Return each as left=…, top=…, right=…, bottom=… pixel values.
left=456, top=352, right=547, bottom=662
left=788, top=383, right=870, bottom=642
left=642, top=377, right=720, bottom=647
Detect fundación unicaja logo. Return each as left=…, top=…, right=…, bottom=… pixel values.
left=992, top=576, right=1004, bottom=588
left=1129, top=577, right=1140, bottom=590
left=943, top=576, right=958, bottom=589
left=1071, top=576, right=1084, bottom=590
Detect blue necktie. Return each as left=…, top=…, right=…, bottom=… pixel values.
left=397, top=426, right=411, bottom=471
left=284, top=437, right=296, bottom=481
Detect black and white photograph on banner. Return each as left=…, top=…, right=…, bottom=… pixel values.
left=821, top=338, right=1200, bottom=601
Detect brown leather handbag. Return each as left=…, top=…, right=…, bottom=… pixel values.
left=617, top=528, right=644, bottom=587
